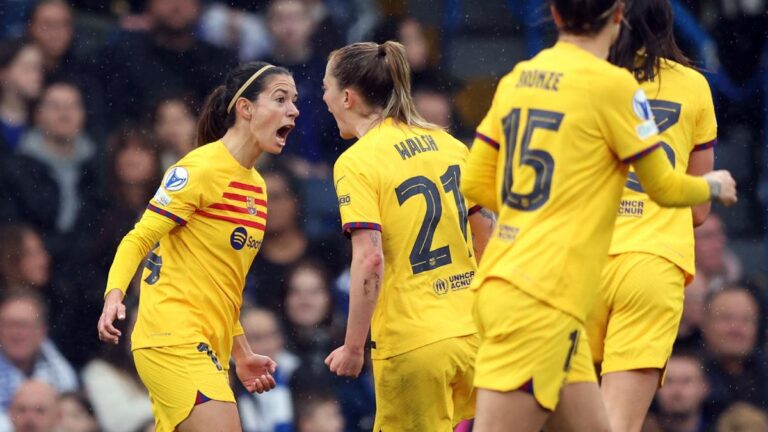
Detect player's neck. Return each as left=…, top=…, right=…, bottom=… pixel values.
left=350, top=112, right=382, bottom=139
left=558, top=32, right=612, bottom=60
left=221, top=128, right=262, bottom=169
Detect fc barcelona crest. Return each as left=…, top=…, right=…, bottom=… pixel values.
left=245, top=197, right=257, bottom=215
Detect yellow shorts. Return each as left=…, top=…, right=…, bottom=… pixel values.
left=372, top=333, right=479, bottom=432
left=473, top=278, right=592, bottom=411
left=133, top=343, right=235, bottom=432
left=572, top=253, right=684, bottom=383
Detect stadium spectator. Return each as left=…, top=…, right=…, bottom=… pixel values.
left=294, top=391, right=345, bottom=432
left=25, top=0, right=106, bottom=140
left=0, top=81, right=102, bottom=255
left=99, top=0, right=236, bottom=125
left=264, top=0, right=341, bottom=173
left=7, top=380, right=59, bottom=432
left=82, top=306, right=153, bottom=432
left=694, top=214, right=743, bottom=290
left=237, top=307, right=298, bottom=432
left=371, top=16, right=457, bottom=92
left=701, top=286, right=768, bottom=420
left=715, top=402, right=768, bottom=432
left=0, top=291, right=78, bottom=425
left=413, top=85, right=454, bottom=130
left=676, top=274, right=709, bottom=352
left=90, top=126, right=162, bottom=279
left=199, top=3, right=272, bottom=62
left=0, top=224, right=50, bottom=293
left=655, top=351, right=709, bottom=432
left=150, top=94, right=198, bottom=170
left=283, top=260, right=344, bottom=365
left=0, top=38, right=43, bottom=156
left=56, top=392, right=98, bottom=432
left=244, top=164, right=347, bottom=312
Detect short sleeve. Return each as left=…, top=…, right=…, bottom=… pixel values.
left=147, top=163, right=204, bottom=225
left=692, top=76, right=718, bottom=151
left=333, top=152, right=382, bottom=234
left=474, top=78, right=507, bottom=151
left=593, top=71, right=661, bottom=162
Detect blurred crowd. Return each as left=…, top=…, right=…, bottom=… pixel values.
left=0, top=1, right=764, bottom=431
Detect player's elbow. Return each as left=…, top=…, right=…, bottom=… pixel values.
left=362, top=250, right=384, bottom=273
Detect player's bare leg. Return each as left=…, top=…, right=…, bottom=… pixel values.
left=600, top=369, right=660, bottom=432
left=177, top=400, right=242, bottom=432
left=473, top=388, right=548, bottom=432
left=545, top=382, right=610, bottom=432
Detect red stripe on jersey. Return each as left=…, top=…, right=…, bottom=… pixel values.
left=693, top=139, right=717, bottom=152
left=222, top=192, right=267, bottom=206
left=196, top=210, right=266, bottom=230
left=209, top=203, right=267, bottom=219
left=475, top=132, right=500, bottom=150
left=229, top=181, right=264, bottom=193
left=622, top=142, right=662, bottom=163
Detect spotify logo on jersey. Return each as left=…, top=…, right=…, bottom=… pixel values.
left=230, top=227, right=248, bottom=250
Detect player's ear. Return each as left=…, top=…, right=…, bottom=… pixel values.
left=613, top=2, right=624, bottom=24
left=237, top=98, right=253, bottom=121
left=343, top=89, right=353, bottom=109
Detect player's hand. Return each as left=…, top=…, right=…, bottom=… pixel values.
left=97, top=289, right=126, bottom=344
left=704, top=170, right=737, bottom=206
left=325, top=345, right=364, bottom=378
left=236, top=353, right=277, bottom=394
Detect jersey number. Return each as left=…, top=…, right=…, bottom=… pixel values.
left=502, top=108, right=563, bottom=211
left=396, top=165, right=468, bottom=275
left=625, top=100, right=682, bottom=192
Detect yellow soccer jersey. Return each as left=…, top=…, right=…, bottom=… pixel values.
left=468, top=41, right=662, bottom=322
left=334, top=118, right=480, bottom=359
left=130, top=141, right=267, bottom=365
left=610, top=60, right=717, bottom=278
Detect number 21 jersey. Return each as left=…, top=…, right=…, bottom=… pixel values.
left=472, top=41, right=661, bottom=322
left=334, top=118, right=479, bottom=360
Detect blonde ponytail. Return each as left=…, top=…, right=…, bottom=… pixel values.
left=329, top=41, right=441, bottom=130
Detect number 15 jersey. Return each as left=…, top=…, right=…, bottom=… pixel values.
left=334, top=118, right=480, bottom=360
left=470, top=41, right=662, bottom=322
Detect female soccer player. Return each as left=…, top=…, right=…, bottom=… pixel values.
left=460, top=0, right=737, bottom=431
left=567, top=1, right=719, bottom=430
left=321, top=41, right=494, bottom=431
left=96, top=61, right=299, bottom=432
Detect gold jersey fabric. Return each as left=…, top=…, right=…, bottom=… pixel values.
left=466, top=41, right=664, bottom=322
left=334, top=118, right=480, bottom=359
left=106, top=141, right=268, bottom=365
left=609, top=60, right=717, bottom=278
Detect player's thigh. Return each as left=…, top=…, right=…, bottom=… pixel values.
left=474, top=388, right=548, bottom=432
left=545, top=382, right=610, bottom=432
left=177, top=400, right=241, bottom=432
left=473, top=277, right=582, bottom=411
left=372, top=337, right=468, bottom=432
left=133, top=343, right=236, bottom=432
left=601, top=253, right=685, bottom=376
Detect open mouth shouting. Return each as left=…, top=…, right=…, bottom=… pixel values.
left=276, top=123, right=295, bottom=146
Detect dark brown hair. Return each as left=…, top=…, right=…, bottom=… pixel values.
left=196, top=62, right=291, bottom=147
left=548, top=0, right=620, bottom=35
left=106, top=125, right=162, bottom=204
left=610, top=0, right=693, bottom=82
left=328, top=41, right=438, bottom=130
left=0, top=224, right=43, bottom=290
